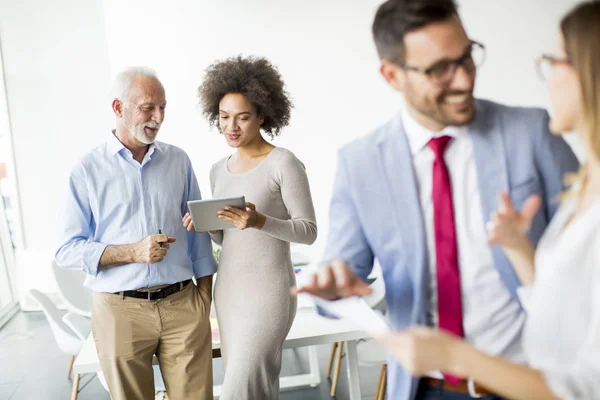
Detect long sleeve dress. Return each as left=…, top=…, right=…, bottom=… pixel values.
left=209, top=147, right=317, bottom=399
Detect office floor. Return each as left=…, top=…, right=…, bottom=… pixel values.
left=0, top=312, right=383, bottom=400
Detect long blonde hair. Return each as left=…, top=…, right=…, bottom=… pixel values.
left=561, top=1, right=600, bottom=197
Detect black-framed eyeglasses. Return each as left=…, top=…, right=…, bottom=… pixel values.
left=535, top=54, right=570, bottom=81
left=394, top=41, right=486, bottom=85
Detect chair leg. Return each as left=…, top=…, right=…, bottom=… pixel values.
left=70, top=373, right=80, bottom=400
left=374, top=364, right=385, bottom=400
left=326, top=342, right=339, bottom=378
left=67, top=355, right=75, bottom=377
left=330, top=341, right=344, bottom=397
left=380, top=365, right=387, bottom=400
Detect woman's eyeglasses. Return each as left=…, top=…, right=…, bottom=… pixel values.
left=535, top=54, right=571, bottom=81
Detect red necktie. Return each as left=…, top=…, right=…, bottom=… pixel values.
left=428, top=136, right=464, bottom=385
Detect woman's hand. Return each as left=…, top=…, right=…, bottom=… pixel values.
left=218, top=202, right=266, bottom=230
left=487, top=192, right=541, bottom=249
left=374, top=326, right=466, bottom=377
left=183, top=212, right=224, bottom=235
left=182, top=212, right=195, bottom=232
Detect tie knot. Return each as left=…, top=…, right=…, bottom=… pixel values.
left=427, top=135, right=453, bottom=158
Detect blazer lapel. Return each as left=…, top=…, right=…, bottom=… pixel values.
left=469, top=100, right=521, bottom=299
left=376, top=112, right=429, bottom=323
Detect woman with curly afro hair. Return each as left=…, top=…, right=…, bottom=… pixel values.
left=183, top=56, right=317, bottom=399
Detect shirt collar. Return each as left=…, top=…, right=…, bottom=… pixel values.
left=401, top=103, right=467, bottom=156
left=107, top=130, right=163, bottom=156
left=107, top=130, right=125, bottom=156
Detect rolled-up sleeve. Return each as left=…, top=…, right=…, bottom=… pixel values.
left=55, top=167, right=107, bottom=276
left=184, top=158, right=217, bottom=278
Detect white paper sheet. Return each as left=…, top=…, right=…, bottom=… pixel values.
left=309, top=295, right=390, bottom=335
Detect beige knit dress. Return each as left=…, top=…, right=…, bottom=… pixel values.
left=209, top=147, right=317, bottom=400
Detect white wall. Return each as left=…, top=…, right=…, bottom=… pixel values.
left=0, top=0, right=583, bottom=300
left=0, top=0, right=111, bottom=305
left=101, top=0, right=583, bottom=259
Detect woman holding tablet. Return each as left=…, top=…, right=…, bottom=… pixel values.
left=374, top=2, right=600, bottom=399
left=182, top=55, right=317, bottom=399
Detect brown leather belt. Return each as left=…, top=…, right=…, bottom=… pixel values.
left=422, top=377, right=494, bottom=397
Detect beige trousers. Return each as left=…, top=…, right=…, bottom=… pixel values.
left=92, top=276, right=213, bottom=400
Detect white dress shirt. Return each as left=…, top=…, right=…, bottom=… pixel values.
left=401, top=106, right=527, bottom=370
left=520, top=198, right=600, bottom=399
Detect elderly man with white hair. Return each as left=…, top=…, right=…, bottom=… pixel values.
left=55, top=67, right=216, bottom=400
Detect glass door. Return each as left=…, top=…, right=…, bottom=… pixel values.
left=0, top=34, right=20, bottom=327
left=0, top=193, right=15, bottom=314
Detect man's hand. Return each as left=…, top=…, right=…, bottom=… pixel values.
left=291, top=260, right=372, bottom=300
left=133, top=234, right=176, bottom=264
left=98, top=234, right=176, bottom=269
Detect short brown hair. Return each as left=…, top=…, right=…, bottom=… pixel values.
left=198, top=56, right=292, bottom=139
left=372, top=0, right=459, bottom=63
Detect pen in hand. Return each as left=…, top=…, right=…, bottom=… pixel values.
left=156, top=230, right=176, bottom=252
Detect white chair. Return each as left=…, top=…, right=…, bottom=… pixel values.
left=28, top=289, right=85, bottom=375
left=28, top=289, right=89, bottom=400
left=62, top=312, right=92, bottom=342
left=57, top=277, right=167, bottom=399
left=52, top=261, right=92, bottom=317
left=61, top=303, right=115, bottom=396
left=31, top=288, right=167, bottom=399
left=61, top=312, right=94, bottom=400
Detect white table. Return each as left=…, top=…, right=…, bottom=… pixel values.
left=73, top=308, right=368, bottom=399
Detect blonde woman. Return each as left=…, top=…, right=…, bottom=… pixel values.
left=374, top=2, right=600, bottom=399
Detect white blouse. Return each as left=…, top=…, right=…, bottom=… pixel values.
left=520, top=199, right=600, bottom=400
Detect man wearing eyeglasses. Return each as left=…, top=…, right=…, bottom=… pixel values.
left=295, top=1, right=579, bottom=400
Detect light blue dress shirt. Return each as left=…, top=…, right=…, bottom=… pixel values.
left=55, top=133, right=217, bottom=293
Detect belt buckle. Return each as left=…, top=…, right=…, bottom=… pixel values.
left=147, top=288, right=163, bottom=301
left=467, top=378, right=483, bottom=398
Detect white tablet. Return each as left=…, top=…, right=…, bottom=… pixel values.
left=187, top=196, right=246, bottom=232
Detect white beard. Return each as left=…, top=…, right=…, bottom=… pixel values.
left=133, top=125, right=158, bottom=144
left=122, top=106, right=160, bottom=144
left=124, top=116, right=159, bottom=144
